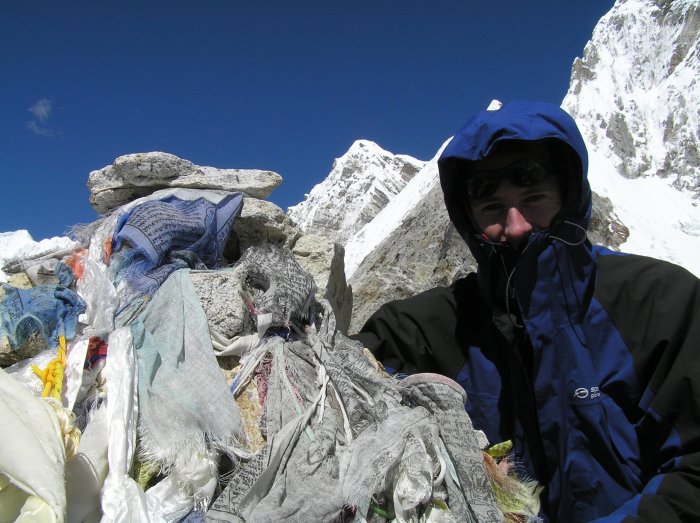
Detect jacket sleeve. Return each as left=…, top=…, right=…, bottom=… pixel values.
left=594, top=254, right=700, bottom=522
left=350, top=281, right=472, bottom=378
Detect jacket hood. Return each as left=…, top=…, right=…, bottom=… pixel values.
left=438, top=100, right=590, bottom=262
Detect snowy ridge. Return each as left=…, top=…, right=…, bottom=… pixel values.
left=288, top=140, right=425, bottom=244
left=563, top=0, right=700, bottom=276
left=344, top=141, right=449, bottom=278
left=586, top=152, right=700, bottom=273
left=0, top=230, right=80, bottom=283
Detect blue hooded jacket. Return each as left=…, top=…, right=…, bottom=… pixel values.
left=355, top=100, right=700, bottom=521
left=439, top=100, right=627, bottom=519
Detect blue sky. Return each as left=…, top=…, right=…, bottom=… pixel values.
left=1, top=1, right=613, bottom=241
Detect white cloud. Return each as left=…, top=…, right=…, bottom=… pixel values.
left=25, top=120, right=56, bottom=137
left=28, top=98, right=52, bottom=122
left=26, top=98, right=58, bottom=137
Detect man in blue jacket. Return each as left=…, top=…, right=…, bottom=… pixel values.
left=353, top=100, right=700, bottom=521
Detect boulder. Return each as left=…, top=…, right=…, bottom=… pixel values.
left=291, top=234, right=353, bottom=334
left=189, top=268, right=251, bottom=340
left=88, top=152, right=282, bottom=213
left=347, top=182, right=473, bottom=334
left=0, top=330, right=48, bottom=367
left=229, top=198, right=300, bottom=255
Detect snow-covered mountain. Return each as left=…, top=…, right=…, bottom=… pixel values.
left=342, top=143, right=446, bottom=278
left=563, top=0, right=700, bottom=273
left=287, top=140, right=425, bottom=245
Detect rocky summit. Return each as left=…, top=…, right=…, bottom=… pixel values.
left=288, top=139, right=425, bottom=245
left=0, top=149, right=529, bottom=522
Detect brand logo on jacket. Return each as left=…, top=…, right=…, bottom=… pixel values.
left=573, top=386, right=600, bottom=400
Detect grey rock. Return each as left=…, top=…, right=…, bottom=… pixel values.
left=589, top=192, right=630, bottom=248
left=291, top=234, right=353, bottom=334
left=0, top=331, right=48, bottom=368
left=605, top=113, right=637, bottom=177
left=189, top=268, right=252, bottom=340
left=348, top=183, right=474, bottom=334
left=230, top=198, right=301, bottom=255
left=88, top=152, right=282, bottom=213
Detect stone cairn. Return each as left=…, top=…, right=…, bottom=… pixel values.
left=0, top=152, right=540, bottom=523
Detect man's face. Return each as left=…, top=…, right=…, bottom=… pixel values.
left=465, top=143, right=563, bottom=252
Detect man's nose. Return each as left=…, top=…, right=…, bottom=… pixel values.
left=504, top=207, right=533, bottom=249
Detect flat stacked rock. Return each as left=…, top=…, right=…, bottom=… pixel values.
left=87, top=152, right=283, bottom=214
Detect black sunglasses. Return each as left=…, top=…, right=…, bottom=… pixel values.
left=465, top=159, right=556, bottom=200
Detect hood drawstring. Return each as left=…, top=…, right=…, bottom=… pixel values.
left=548, top=220, right=588, bottom=246
left=504, top=239, right=539, bottom=329
left=491, top=244, right=527, bottom=330
left=504, top=263, right=523, bottom=329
